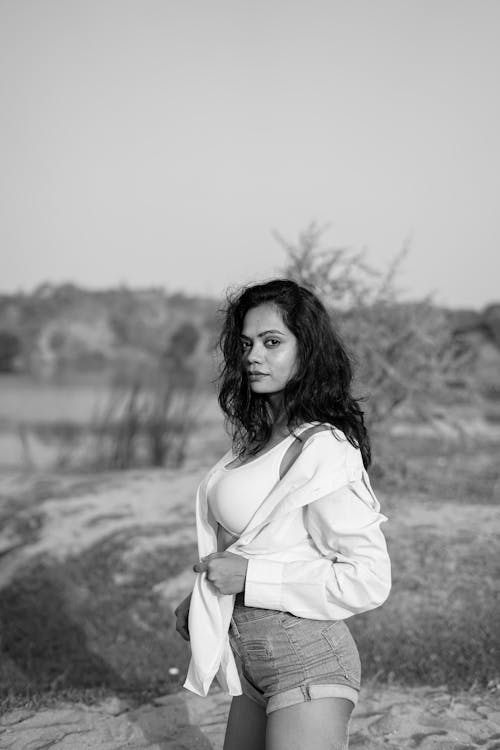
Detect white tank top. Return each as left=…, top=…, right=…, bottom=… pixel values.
left=208, top=432, right=300, bottom=538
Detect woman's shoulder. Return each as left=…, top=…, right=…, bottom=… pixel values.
left=299, top=421, right=348, bottom=445
left=300, top=423, right=362, bottom=465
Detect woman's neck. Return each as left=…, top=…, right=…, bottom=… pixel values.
left=269, top=405, right=301, bottom=444
left=267, top=399, right=288, bottom=437
left=267, top=393, right=285, bottom=421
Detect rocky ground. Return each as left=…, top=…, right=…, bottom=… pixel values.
left=1, top=467, right=499, bottom=749
left=1, top=684, right=500, bottom=750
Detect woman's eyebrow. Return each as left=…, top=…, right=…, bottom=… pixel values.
left=240, top=329, right=285, bottom=339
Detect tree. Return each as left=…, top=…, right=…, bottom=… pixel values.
left=276, top=222, right=477, bottom=435
left=0, top=331, right=21, bottom=372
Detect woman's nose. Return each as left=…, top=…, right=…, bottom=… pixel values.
left=247, top=343, right=264, bottom=363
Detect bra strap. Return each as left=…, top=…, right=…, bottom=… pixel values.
left=279, top=424, right=332, bottom=479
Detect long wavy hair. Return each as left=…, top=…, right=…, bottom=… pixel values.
left=218, top=278, right=371, bottom=468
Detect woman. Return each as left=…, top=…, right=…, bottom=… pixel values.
left=175, top=279, right=391, bottom=750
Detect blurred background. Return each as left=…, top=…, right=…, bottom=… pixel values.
left=1, top=0, right=499, bottom=715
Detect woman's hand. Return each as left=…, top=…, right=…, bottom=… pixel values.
left=193, top=552, right=248, bottom=595
left=174, top=593, right=192, bottom=641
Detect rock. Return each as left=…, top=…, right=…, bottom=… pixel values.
left=92, top=696, right=130, bottom=716
left=1, top=685, right=500, bottom=750
left=0, top=710, right=34, bottom=727
left=0, top=690, right=229, bottom=750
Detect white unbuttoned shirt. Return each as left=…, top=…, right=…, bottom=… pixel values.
left=184, top=427, right=391, bottom=697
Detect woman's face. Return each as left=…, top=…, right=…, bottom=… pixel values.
left=240, top=303, right=299, bottom=399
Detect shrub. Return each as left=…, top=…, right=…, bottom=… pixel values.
left=90, top=323, right=202, bottom=469
left=276, top=223, right=478, bottom=434
left=0, top=330, right=21, bottom=372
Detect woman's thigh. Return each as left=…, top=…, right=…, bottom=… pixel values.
left=266, top=697, right=353, bottom=750
left=223, top=694, right=267, bottom=750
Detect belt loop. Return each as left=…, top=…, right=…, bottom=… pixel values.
left=301, top=685, right=312, bottom=701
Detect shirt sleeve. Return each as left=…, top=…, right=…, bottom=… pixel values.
left=244, top=475, right=391, bottom=620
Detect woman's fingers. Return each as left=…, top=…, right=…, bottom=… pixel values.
left=193, top=554, right=227, bottom=576
left=193, top=553, right=226, bottom=573
left=193, top=561, right=208, bottom=573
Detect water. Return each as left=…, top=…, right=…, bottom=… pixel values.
left=0, top=374, right=112, bottom=425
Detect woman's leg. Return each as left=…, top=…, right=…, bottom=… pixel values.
left=265, top=697, right=353, bottom=750
left=223, top=694, right=267, bottom=750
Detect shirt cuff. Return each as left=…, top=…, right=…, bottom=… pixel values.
left=244, top=558, right=284, bottom=609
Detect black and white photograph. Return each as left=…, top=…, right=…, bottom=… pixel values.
left=1, top=1, right=499, bottom=748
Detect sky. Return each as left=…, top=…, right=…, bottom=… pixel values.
left=1, top=0, right=499, bottom=309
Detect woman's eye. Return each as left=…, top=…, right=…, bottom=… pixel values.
left=241, top=340, right=251, bottom=350
left=265, top=338, right=280, bottom=347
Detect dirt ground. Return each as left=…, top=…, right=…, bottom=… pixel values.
left=0, top=457, right=499, bottom=748
left=2, top=683, right=500, bottom=750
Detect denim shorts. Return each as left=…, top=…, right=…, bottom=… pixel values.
left=229, top=595, right=361, bottom=715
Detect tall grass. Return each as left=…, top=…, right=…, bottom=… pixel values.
left=351, top=521, right=500, bottom=689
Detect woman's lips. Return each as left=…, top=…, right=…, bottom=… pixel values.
left=248, top=372, right=268, bottom=380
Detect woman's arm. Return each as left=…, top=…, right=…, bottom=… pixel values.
left=244, top=479, right=391, bottom=620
